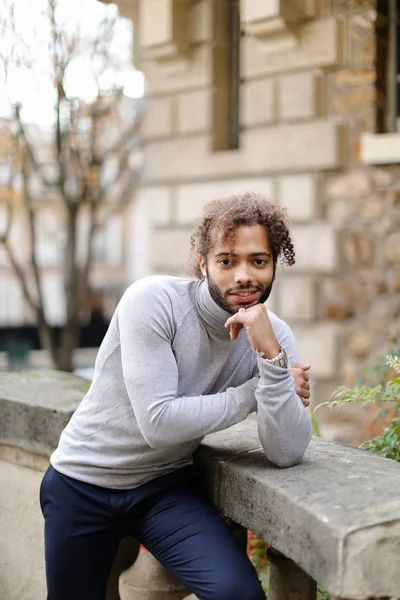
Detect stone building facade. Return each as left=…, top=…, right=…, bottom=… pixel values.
left=108, top=0, right=400, bottom=430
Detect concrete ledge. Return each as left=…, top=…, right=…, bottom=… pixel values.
left=195, top=421, right=400, bottom=599
left=1, top=371, right=399, bottom=599
left=0, top=370, right=89, bottom=457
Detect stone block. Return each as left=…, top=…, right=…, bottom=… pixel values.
left=146, top=120, right=345, bottom=182
left=278, top=72, right=323, bottom=121
left=190, top=0, right=212, bottom=43
left=393, top=273, right=400, bottom=293
left=332, top=85, right=375, bottom=114
left=291, top=323, right=338, bottom=377
left=385, top=232, right=400, bottom=266
left=277, top=174, right=317, bottom=221
left=360, top=133, right=400, bottom=166
left=177, top=89, right=211, bottom=134
left=290, top=224, right=338, bottom=272
left=243, top=120, right=344, bottom=172
left=140, top=186, right=172, bottom=226
left=357, top=198, right=383, bottom=221
left=149, top=228, right=192, bottom=272
left=349, top=13, right=375, bottom=68
left=325, top=170, right=371, bottom=199
left=139, top=0, right=190, bottom=64
left=242, top=18, right=346, bottom=78
left=140, top=0, right=171, bottom=49
left=241, top=0, right=317, bottom=45
left=347, top=330, right=373, bottom=358
left=143, top=97, right=174, bottom=140
left=331, top=69, right=375, bottom=86
left=176, top=178, right=275, bottom=225
left=241, top=0, right=278, bottom=22
left=344, top=233, right=375, bottom=266
left=323, top=300, right=354, bottom=321
left=241, top=78, right=276, bottom=127
left=127, top=191, right=151, bottom=282
left=277, top=276, right=316, bottom=322
left=143, top=45, right=212, bottom=94
left=326, top=198, right=356, bottom=226
left=371, top=167, right=393, bottom=187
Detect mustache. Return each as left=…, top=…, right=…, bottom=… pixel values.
left=226, top=284, right=263, bottom=294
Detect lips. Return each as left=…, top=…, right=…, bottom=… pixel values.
left=229, top=290, right=260, bottom=304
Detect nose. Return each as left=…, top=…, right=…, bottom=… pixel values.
left=233, top=263, right=253, bottom=285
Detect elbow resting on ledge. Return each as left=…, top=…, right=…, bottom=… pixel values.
left=264, top=432, right=312, bottom=468
left=268, top=450, right=306, bottom=468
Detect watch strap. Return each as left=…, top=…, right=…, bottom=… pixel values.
left=259, top=346, right=289, bottom=369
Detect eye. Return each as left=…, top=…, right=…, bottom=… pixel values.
left=218, top=258, right=232, bottom=267
left=254, top=258, right=267, bottom=266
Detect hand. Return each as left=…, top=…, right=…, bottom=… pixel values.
left=291, top=363, right=311, bottom=407
left=224, top=305, right=280, bottom=358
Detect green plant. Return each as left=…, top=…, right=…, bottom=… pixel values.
left=315, top=345, right=400, bottom=462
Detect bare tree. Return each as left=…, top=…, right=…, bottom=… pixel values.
left=0, top=0, right=143, bottom=371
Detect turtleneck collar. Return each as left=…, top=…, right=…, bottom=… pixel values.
left=195, top=279, right=232, bottom=339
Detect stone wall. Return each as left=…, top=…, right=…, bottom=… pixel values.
left=120, top=0, right=400, bottom=439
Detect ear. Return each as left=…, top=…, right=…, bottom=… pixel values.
left=198, top=255, right=207, bottom=278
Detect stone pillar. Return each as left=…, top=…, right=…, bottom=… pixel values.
left=267, top=548, right=317, bottom=600
left=119, top=546, right=190, bottom=600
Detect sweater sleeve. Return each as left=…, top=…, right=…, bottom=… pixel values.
left=117, top=281, right=257, bottom=449
left=255, top=318, right=312, bottom=468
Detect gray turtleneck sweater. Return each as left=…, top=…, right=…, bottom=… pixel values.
left=51, top=276, right=312, bottom=489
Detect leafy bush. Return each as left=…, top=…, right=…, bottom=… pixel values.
left=315, top=342, right=400, bottom=462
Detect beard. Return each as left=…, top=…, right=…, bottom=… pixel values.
left=206, top=270, right=276, bottom=315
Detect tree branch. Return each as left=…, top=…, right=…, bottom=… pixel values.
left=1, top=237, right=37, bottom=312
left=97, top=170, right=140, bottom=230
left=0, top=197, right=14, bottom=243
left=13, top=104, right=54, bottom=188
left=20, top=148, right=52, bottom=343
left=80, top=201, right=97, bottom=312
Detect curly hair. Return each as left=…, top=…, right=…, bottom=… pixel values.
left=189, top=192, right=295, bottom=279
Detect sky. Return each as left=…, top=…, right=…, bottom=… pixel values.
left=0, top=0, right=145, bottom=125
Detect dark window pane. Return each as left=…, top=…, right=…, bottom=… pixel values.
left=396, top=81, right=400, bottom=118
left=227, top=0, right=240, bottom=150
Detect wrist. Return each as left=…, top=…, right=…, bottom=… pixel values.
left=256, top=341, right=280, bottom=359
left=255, top=345, right=289, bottom=369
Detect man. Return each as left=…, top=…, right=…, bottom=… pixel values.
left=40, top=193, right=312, bottom=600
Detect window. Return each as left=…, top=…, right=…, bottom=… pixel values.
left=394, top=0, right=400, bottom=130
left=376, top=0, right=400, bottom=132
left=227, top=0, right=241, bottom=150
left=212, top=0, right=241, bottom=151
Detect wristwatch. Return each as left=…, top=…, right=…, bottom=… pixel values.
left=257, top=346, right=289, bottom=369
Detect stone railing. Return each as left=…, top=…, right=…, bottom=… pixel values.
left=1, top=370, right=399, bottom=600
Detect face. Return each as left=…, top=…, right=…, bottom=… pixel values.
left=198, top=224, right=275, bottom=314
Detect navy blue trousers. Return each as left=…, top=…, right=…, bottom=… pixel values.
left=40, top=465, right=265, bottom=600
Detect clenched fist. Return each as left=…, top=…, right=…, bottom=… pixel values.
left=291, top=363, right=311, bottom=407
